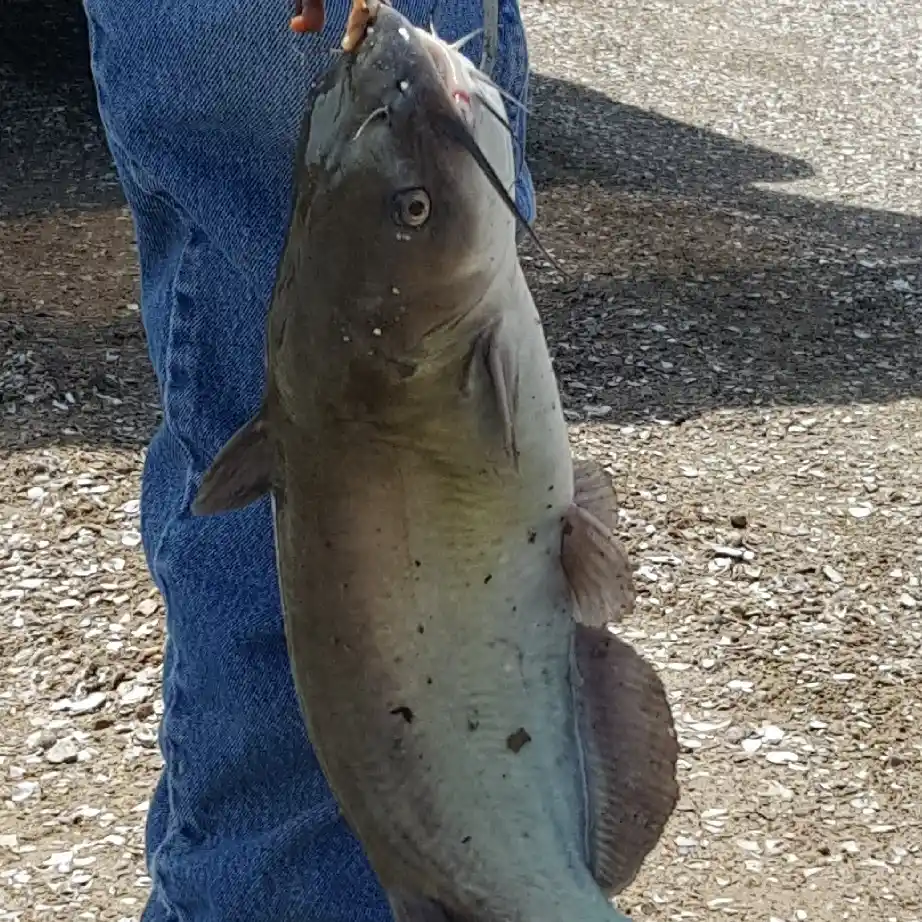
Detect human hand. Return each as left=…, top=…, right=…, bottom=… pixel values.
left=289, top=0, right=325, bottom=33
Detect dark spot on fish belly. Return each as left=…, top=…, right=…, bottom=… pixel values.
left=426, top=677, right=433, bottom=685
left=414, top=560, right=422, bottom=567
left=484, top=574, right=493, bottom=584
left=417, top=624, right=425, bottom=634
left=390, top=706, right=415, bottom=724
left=527, top=530, right=537, bottom=544
left=506, top=728, right=532, bottom=753
left=467, top=718, right=479, bottom=732
left=461, top=836, right=472, bottom=844
left=562, top=520, right=574, bottom=537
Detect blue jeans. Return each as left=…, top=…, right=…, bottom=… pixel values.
left=82, top=2, right=533, bottom=920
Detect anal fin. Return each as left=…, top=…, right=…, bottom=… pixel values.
left=562, top=458, right=635, bottom=625
left=574, top=624, right=679, bottom=896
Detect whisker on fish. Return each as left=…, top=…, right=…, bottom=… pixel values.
left=473, top=89, right=519, bottom=147
left=450, top=28, right=484, bottom=53
left=429, top=109, right=568, bottom=277
left=471, top=73, right=535, bottom=121
left=353, top=105, right=390, bottom=140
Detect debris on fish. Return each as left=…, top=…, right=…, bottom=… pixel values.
left=194, top=2, right=679, bottom=920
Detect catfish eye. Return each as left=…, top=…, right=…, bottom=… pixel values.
left=393, top=188, right=431, bottom=227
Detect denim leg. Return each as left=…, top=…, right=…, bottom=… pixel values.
left=82, top=2, right=532, bottom=921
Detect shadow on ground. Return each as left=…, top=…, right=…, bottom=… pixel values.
left=525, top=73, right=922, bottom=424
left=1, top=0, right=920, bottom=452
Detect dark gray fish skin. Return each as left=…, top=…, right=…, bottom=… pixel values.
left=192, top=4, right=679, bottom=922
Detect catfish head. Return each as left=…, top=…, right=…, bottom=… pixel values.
left=277, top=1, right=527, bottom=361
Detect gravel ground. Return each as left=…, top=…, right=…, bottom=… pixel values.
left=2, top=1, right=921, bottom=921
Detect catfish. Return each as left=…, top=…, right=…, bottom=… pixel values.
left=194, top=2, right=679, bottom=920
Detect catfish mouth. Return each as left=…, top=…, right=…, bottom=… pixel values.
left=346, top=0, right=478, bottom=130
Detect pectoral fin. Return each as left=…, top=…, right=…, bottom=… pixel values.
left=562, top=458, right=635, bottom=626
left=574, top=624, right=679, bottom=896
left=191, top=414, right=274, bottom=516
left=462, top=320, right=519, bottom=466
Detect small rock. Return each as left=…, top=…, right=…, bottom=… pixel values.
left=136, top=702, right=155, bottom=720
left=71, top=805, right=102, bottom=822
left=765, top=750, right=799, bottom=764
left=823, top=565, right=844, bottom=584
left=26, top=730, right=57, bottom=751
left=762, top=780, right=794, bottom=800
left=848, top=504, right=873, bottom=519
left=137, top=598, right=160, bottom=616
left=11, top=781, right=39, bottom=803
left=91, top=716, right=115, bottom=731
left=134, top=726, right=159, bottom=749
left=730, top=513, right=748, bottom=529
left=119, top=684, right=152, bottom=706
left=0, top=834, right=18, bottom=850
left=47, top=850, right=73, bottom=873
left=69, top=692, right=108, bottom=715
left=675, top=835, right=700, bottom=849
left=713, top=544, right=745, bottom=559
left=45, top=738, right=79, bottom=765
